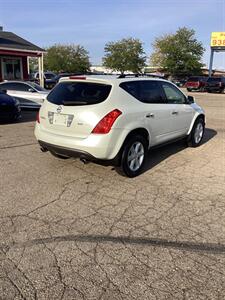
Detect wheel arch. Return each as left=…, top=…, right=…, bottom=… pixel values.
left=187, top=113, right=205, bottom=135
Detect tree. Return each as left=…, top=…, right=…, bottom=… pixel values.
left=44, top=44, right=91, bottom=73
left=150, top=27, right=205, bottom=77
left=103, top=38, right=146, bottom=74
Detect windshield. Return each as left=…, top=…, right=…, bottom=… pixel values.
left=45, top=73, right=55, bottom=79
left=28, top=82, right=46, bottom=92
left=47, top=82, right=112, bottom=105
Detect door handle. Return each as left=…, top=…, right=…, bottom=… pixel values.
left=146, top=113, right=155, bottom=118
left=172, top=111, right=178, bottom=115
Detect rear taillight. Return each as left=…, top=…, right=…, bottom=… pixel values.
left=92, top=109, right=122, bottom=134
left=36, top=111, right=40, bottom=123
left=69, top=76, right=86, bottom=80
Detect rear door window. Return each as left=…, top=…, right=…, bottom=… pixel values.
left=47, top=82, right=112, bottom=106
left=120, top=80, right=165, bottom=104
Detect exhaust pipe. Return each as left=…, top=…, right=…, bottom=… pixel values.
left=80, top=157, right=88, bottom=164
left=40, top=147, right=48, bottom=153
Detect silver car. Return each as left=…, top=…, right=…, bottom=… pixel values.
left=0, top=81, right=49, bottom=108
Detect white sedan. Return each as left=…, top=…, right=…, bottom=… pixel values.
left=0, top=81, right=49, bottom=108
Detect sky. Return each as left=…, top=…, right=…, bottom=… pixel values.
left=0, top=0, right=225, bottom=69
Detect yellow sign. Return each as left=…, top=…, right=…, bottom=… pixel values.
left=211, top=32, right=225, bottom=47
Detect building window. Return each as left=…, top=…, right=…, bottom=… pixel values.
left=1, top=58, right=22, bottom=80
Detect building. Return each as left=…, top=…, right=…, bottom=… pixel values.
left=0, top=27, right=45, bottom=86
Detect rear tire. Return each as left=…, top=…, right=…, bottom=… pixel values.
left=187, top=118, right=205, bottom=147
left=120, top=135, right=148, bottom=177
left=50, top=151, right=70, bottom=159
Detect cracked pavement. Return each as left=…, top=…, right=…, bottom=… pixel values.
left=0, top=91, right=224, bottom=299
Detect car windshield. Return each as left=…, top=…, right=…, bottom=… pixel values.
left=28, top=82, right=46, bottom=91
left=47, top=81, right=112, bottom=105
left=207, top=77, right=222, bottom=82
left=45, top=73, right=55, bottom=79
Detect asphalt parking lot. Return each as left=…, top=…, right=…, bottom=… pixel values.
left=0, top=91, right=224, bottom=299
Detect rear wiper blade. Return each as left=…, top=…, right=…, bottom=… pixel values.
left=62, top=100, right=88, bottom=105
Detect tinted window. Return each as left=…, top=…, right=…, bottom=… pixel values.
left=120, top=80, right=165, bottom=104
left=47, top=82, right=112, bottom=106
left=161, top=82, right=186, bottom=104
left=207, top=77, right=222, bottom=82
left=0, top=82, right=30, bottom=91
left=28, top=82, right=46, bottom=92
left=139, top=81, right=164, bottom=103
left=120, top=81, right=139, bottom=99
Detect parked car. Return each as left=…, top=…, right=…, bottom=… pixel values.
left=186, top=76, right=208, bottom=92
left=35, top=75, right=205, bottom=177
left=0, top=81, right=49, bottom=108
left=205, top=77, right=225, bottom=93
left=33, top=72, right=57, bottom=89
left=0, top=90, right=21, bottom=123
left=172, top=79, right=187, bottom=88
left=54, top=73, right=83, bottom=83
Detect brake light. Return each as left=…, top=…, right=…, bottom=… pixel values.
left=36, top=110, right=40, bottom=123
left=69, top=76, right=86, bottom=80
left=92, top=109, right=122, bottom=134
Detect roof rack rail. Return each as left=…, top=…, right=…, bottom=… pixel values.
left=117, top=73, right=165, bottom=79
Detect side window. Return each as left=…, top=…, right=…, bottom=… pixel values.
left=161, top=82, right=186, bottom=104
left=14, top=83, right=31, bottom=92
left=0, top=83, right=16, bottom=90
left=119, top=81, right=140, bottom=100
left=120, top=80, right=165, bottom=104
left=139, top=81, right=164, bottom=104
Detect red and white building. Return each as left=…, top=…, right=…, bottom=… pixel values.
left=0, top=27, right=45, bottom=86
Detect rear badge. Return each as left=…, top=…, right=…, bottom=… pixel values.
left=57, top=106, right=62, bottom=113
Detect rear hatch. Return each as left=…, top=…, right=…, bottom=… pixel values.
left=40, top=80, right=112, bottom=139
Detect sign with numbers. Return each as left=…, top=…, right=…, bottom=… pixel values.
left=211, top=32, right=225, bottom=49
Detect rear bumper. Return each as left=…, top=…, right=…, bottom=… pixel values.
left=38, top=140, right=120, bottom=166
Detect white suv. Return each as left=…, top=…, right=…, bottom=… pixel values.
left=35, top=75, right=205, bottom=177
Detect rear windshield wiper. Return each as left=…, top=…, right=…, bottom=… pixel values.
left=62, top=100, right=88, bottom=105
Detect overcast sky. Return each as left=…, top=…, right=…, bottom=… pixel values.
left=0, top=0, right=225, bottom=69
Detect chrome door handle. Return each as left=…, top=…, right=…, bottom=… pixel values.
left=172, top=111, right=178, bottom=115
left=146, top=113, right=155, bottom=118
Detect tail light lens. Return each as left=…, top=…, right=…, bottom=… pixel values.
left=36, top=110, right=40, bottom=123
left=92, top=109, right=122, bottom=134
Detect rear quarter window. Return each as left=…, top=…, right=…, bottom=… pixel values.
left=47, top=82, right=112, bottom=105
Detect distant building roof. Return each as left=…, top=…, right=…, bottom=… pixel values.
left=0, top=31, right=44, bottom=52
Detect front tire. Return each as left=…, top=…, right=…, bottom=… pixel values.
left=120, top=135, right=148, bottom=177
left=187, top=118, right=205, bottom=147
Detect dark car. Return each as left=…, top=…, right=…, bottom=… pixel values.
left=205, top=77, right=225, bottom=93
left=33, top=72, right=57, bottom=89
left=186, top=76, right=208, bottom=92
left=0, top=91, right=21, bottom=123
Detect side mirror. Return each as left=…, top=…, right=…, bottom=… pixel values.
left=187, top=95, right=195, bottom=104
left=28, top=88, right=36, bottom=93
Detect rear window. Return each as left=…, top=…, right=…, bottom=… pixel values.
left=47, top=82, right=112, bottom=106
left=207, top=77, right=222, bottom=82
